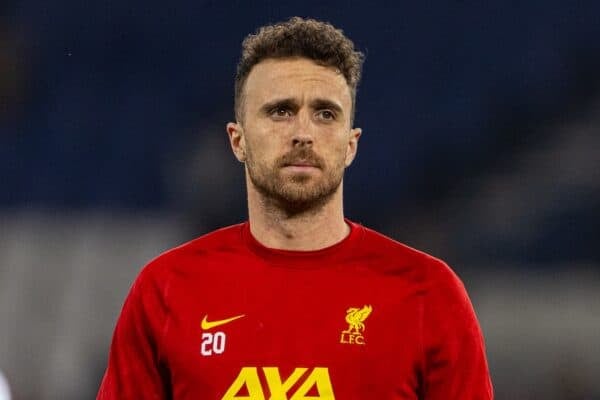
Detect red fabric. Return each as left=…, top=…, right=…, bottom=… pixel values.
left=97, top=220, right=493, bottom=399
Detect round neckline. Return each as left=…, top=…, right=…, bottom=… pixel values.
left=241, top=218, right=364, bottom=268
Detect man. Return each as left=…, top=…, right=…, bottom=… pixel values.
left=97, top=17, right=493, bottom=399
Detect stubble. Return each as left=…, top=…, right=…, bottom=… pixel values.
left=245, top=146, right=345, bottom=215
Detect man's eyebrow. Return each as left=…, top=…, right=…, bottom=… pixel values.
left=259, top=98, right=299, bottom=114
left=310, top=98, right=344, bottom=115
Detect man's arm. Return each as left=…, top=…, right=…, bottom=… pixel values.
left=97, top=266, right=169, bottom=400
left=422, top=260, right=494, bottom=399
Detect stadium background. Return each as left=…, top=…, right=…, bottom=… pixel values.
left=1, top=1, right=599, bottom=398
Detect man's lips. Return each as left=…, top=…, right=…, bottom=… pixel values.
left=282, top=160, right=320, bottom=168
left=282, top=161, right=321, bottom=172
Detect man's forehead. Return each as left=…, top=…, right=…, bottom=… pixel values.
left=244, top=58, right=351, bottom=102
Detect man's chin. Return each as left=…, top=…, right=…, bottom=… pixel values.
left=248, top=170, right=342, bottom=213
left=269, top=184, right=339, bottom=213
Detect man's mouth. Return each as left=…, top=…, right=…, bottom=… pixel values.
left=285, top=160, right=318, bottom=167
left=282, top=160, right=320, bottom=172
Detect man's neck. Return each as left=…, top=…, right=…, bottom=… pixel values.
left=246, top=184, right=350, bottom=251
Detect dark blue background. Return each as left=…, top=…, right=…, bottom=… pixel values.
left=2, top=1, right=599, bottom=263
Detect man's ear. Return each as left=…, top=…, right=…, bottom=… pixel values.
left=226, top=122, right=246, bottom=162
left=345, top=127, right=362, bottom=167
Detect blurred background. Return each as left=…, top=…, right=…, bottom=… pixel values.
left=1, top=1, right=599, bottom=399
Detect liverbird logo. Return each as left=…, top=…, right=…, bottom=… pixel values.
left=340, top=305, right=373, bottom=345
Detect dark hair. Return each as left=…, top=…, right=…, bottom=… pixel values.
left=234, top=17, right=364, bottom=122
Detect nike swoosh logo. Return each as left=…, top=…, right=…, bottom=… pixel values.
left=201, top=314, right=245, bottom=330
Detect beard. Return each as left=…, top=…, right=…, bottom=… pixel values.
left=245, top=146, right=345, bottom=214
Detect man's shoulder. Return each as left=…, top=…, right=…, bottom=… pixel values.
left=139, top=222, right=246, bottom=277
left=358, top=223, right=441, bottom=263
left=354, top=222, right=452, bottom=278
left=177, top=222, right=246, bottom=253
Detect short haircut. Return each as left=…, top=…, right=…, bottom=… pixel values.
left=234, top=17, right=364, bottom=123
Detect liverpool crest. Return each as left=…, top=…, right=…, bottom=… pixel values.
left=340, top=305, right=372, bottom=345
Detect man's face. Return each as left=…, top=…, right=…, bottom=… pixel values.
left=228, top=57, right=361, bottom=212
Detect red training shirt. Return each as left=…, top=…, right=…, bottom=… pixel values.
left=97, top=220, right=493, bottom=399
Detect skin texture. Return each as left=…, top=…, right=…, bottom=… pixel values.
left=227, top=57, right=362, bottom=251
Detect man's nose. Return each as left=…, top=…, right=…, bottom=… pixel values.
left=291, top=111, right=314, bottom=147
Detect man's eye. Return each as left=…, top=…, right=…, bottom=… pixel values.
left=271, top=108, right=291, bottom=118
left=317, top=110, right=335, bottom=120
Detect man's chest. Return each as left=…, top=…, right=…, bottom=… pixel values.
left=160, top=264, right=423, bottom=399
